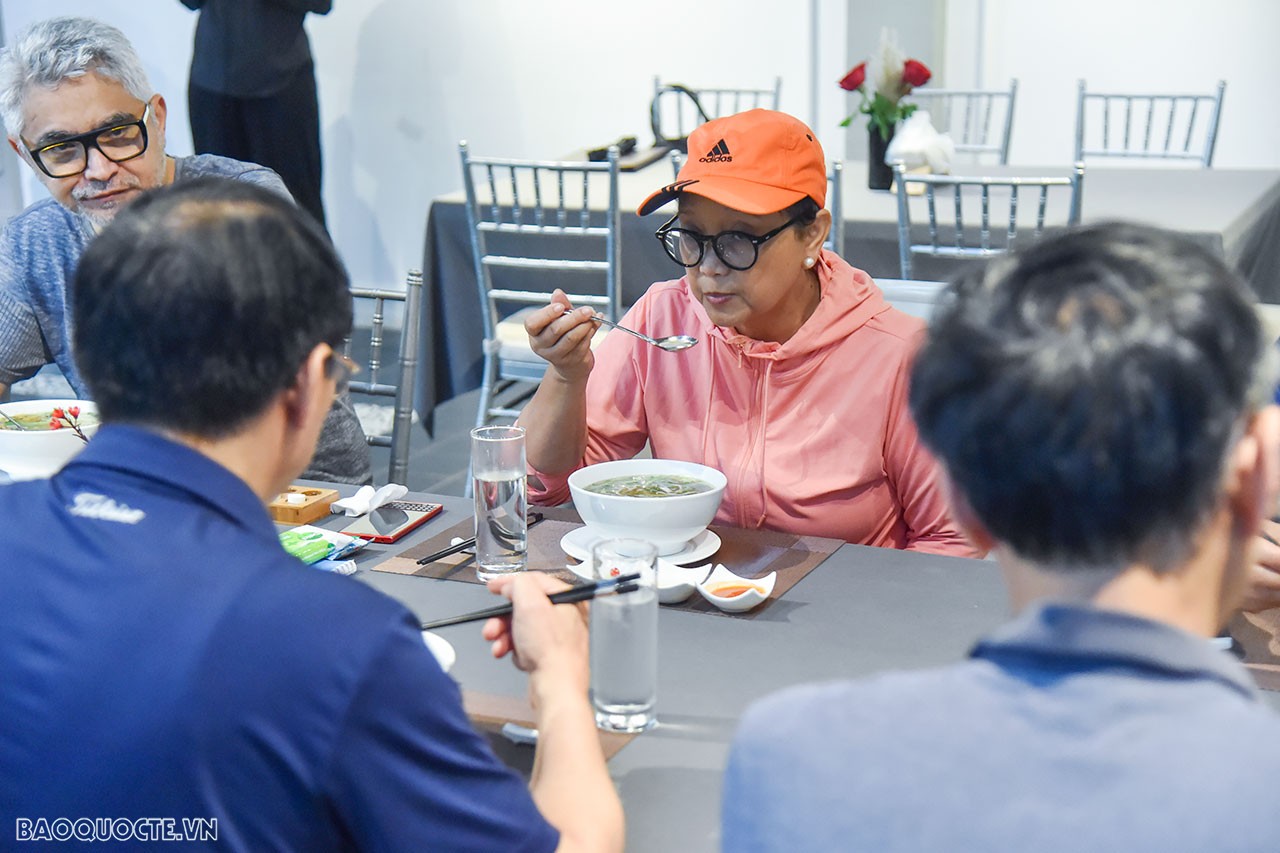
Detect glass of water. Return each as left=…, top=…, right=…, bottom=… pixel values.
left=470, top=426, right=527, bottom=580
left=590, top=538, right=658, bottom=733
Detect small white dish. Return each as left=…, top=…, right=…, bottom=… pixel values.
left=655, top=561, right=705, bottom=604
left=696, top=564, right=776, bottom=613
left=568, top=558, right=704, bottom=605
left=560, top=525, right=721, bottom=566
left=421, top=630, right=456, bottom=673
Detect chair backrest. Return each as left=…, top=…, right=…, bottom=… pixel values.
left=459, top=142, right=622, bottom=427
left=459, top=142, right=623, bottom=339
left=651, top=75, right=781, bottom=144
left=668, top=149, right=844, bottom=255
left=906, top=79, right=1018, bottom=164
left=1073, top=79, right=1225, bottom=167
left=894, top=162, right=1085, bottom=279
left=343, top=269, right=424, bottom=485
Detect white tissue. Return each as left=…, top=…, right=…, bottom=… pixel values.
left=330, top=483, right=408, bottom=517
left=886, top=111, right=955, bottom=174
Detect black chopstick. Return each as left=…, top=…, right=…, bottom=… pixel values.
left=416, top=511, right=545, bottom=565
left=420, top=572, right=640, bottom=630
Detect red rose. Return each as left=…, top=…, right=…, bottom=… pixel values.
left=902, top=59, right=931, bottom=88
left=838, top=62, right=867, bottom=92
left=49, top=419, right=62, bottom=430
left=68, top=406, right=80, bottom=418
left=51, top=407, right=65, bottom=420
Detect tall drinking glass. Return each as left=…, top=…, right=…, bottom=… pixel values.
left=471, top=426, right=527, bottom=580
left=590, top=538, right=658, bottom=732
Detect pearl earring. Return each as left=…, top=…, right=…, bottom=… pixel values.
left=803, top=257, right=815, bottom=269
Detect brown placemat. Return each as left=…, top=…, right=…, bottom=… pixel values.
left=376, top=506, right=842, bottom=618
left=674, top=524, right=841, bottom=618
left=463, top=690, right=635, bottom=762
left=1229, top=609, right=1280, bottom=691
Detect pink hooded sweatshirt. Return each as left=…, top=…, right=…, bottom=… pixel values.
left=526, top=251, right=976, bottom=556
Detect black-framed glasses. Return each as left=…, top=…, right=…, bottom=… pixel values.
left=655, top=213, right=806, bottom=271
left=22, top=101, right=152, bottom=179
left=326, top=351, right=361, bottom=392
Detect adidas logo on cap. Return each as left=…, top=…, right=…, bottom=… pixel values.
left=699, top=139, right=732, bottom=163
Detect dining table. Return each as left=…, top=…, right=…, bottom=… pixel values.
left=311, top=485, right=1280, bottom=852
left=417, top=159, right=1280, bottom=426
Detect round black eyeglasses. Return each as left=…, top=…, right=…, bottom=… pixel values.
left=655, top=213, right=806, bottom=271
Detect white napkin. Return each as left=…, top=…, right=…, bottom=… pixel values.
left=886, top=111, right=955, bottom=174
left=330, top=483, right=408, bottom=517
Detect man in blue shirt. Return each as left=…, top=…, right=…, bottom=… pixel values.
left=0, top=16, right=368, bottom=483
left=723, top=223, right=1280, bottom=851
left=0, top=178, right=622, bottom=851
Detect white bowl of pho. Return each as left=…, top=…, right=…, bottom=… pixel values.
left=0, top=399, right=100, bottom=481
left=567, top=458, right=726, bottom=555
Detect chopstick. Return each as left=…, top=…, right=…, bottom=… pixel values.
left=420, top=572, right=640, bottom=630
left=416, top=511, right=545, bottom=565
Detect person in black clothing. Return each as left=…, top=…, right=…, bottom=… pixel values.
left=180, top=0, right=330, bottom=229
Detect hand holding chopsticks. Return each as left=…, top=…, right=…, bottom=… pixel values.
left=415, top=511, right=546, bottom=565
left=420, top=572, right=640, bottom=630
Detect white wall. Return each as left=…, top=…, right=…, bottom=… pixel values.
left=1, top=0, right=830, bottom=292
left=3, top=0, right=1277, bottom=292
left=943, top=0, right=1280, bottom=168
left=842, top=0, right=944, bottom=161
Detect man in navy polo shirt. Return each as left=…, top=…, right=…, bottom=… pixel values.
left=723, top=223, right=1280, bottom=851
left=0, top=179, right=622, bottom=852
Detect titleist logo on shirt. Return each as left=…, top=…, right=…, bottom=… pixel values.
left=67, top=493, right=145, bottom=524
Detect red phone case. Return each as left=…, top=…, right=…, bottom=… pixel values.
left=342, top=502, right=442, bottom=543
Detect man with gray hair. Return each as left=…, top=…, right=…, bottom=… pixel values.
left=0, top=16, right=368, bottom=483
left=722, top=223, right=1280, bottom=851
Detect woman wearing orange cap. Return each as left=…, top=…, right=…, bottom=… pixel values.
left=518, top=109, right=974, bottom=555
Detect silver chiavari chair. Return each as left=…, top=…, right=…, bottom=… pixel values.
left=1073, top=80, right=1225, bottom=167
left=894, top=162, right=1085, bottom=279
left=343, top=270, right=424, bottom=485
left=458, top=141, right=622, bottom=428
left=651, top=76, right=781, bottom=143
left=906, top=79, right=1018, bottom=164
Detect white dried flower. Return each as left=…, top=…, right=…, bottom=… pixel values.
left=869, top=27, right=906, bottom=102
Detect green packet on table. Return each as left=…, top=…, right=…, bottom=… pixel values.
left=279, top=525, right=367, bottom=566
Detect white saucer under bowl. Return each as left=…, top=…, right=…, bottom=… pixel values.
left=565, top=558, right=703, bottom=605
left=560, top=525, right=721, bottom=566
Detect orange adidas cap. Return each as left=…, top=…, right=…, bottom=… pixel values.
left=637, top=109, right=827, bottom=216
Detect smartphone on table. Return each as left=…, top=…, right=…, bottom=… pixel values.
left=339, top=500, right=443, bottom=543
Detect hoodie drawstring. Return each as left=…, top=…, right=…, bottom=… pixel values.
left=754, top=359, right=774, bottom=529
left=700, top=342, right=717, bottom=464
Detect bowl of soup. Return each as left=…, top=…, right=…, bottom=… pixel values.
left=0, top=399, right=100, bottom=481
left=567, top=458, right=726, bottom=555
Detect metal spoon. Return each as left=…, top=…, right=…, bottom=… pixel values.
left=0, top=409, right=29, bottom=431
left=592, top=314, right=698, bottom=352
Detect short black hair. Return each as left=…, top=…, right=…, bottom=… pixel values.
left=909, top=222, right=1274, bottom=572
left=783, top=197, right=821, bottom=225
left=73, top=177, right=352, bottom=438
